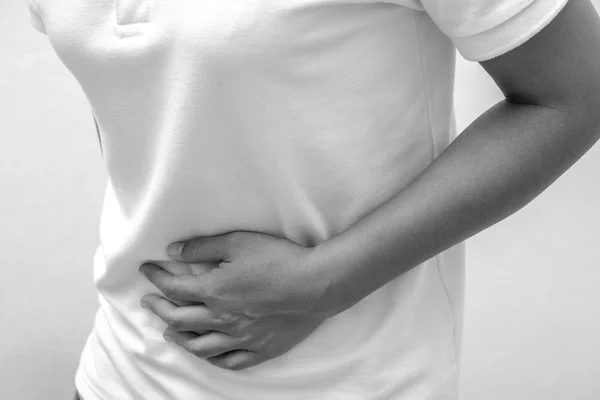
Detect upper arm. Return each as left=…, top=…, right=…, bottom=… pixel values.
left=416, top=0, right=600, bottom=113
left=479, top=0, right=600, bottom=112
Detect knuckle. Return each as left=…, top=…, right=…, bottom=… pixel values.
left=216, top=312, right=237, bottom=326
left=164, top=317, right=183, bottom=331
left=249, top=335, right=268, bottom=351
left=200, top=282, right=217, bottom=301
left=238, top=332, right=254, bottom=346
left=225, top=232, right=242, bottom=254
left=161, top=286, right=178, bottom=300
left=191, top=347, right=214, bottom=359
left=187, top=239, right=203, bottom=259
left=229, top=322, right=253, bottom=339
left=248, top=334, right=275, bottom=355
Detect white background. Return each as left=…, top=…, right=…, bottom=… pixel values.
left=2, top=1, right=600, bottom=399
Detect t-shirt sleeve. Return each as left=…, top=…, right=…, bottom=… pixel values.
left=27, top=0, right=47, bottom=35
left=416, top=0, right=571, bottom=62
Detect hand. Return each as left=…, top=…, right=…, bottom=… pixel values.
left=139, top=231, right=335, bottom=371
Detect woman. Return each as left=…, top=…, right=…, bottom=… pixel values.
left=28, top=0, right=600, bottom=399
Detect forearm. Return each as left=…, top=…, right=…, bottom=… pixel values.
left=310, top=100, right=600, bottom=317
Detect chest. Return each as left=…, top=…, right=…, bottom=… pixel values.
left=37, top=0, right=423, bottom=66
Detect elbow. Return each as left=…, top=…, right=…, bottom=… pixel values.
left=558, top=88, right=600, bottom=156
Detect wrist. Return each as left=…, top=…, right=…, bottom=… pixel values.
left=304, top=239, right=367, bottom=319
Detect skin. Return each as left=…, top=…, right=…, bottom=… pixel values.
left=140, top=0, right=600, bottom=372
left=140, top=232, right=330, bottom=371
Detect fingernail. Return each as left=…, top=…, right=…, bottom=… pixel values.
left=140, top=301, right=150, bottom=309
left=139, top=264, right=150, bottom=274
left=167, top=242, right=184, bottom=257
left=164, top=333, right=173, bottom=342
left=139, top=263, right=159, bottom=274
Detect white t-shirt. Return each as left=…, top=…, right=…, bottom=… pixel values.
left=28, top=0, right=569, bottom=399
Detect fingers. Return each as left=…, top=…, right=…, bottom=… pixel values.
left=165, top=329, right=258, bottom=371
left=167, top=234, right=234, bottom=264
left=139, top=263, right=213, bottom=303
left=206, top=349, right=260, bottom=371
left=141, top=294, right=222, bottom=333
left=166, top=330, right=240, bottom=359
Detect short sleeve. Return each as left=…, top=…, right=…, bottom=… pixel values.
left=417, top=0, right=571, bottom=62
left=27, top=0, right=47, bottom=35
